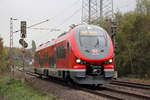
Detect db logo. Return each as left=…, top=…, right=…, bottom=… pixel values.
left=92, top=49, right=98, bottom=53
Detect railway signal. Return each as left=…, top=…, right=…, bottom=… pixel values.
left=21, top=21, right=27, bottom=38
left=19, top=39, right=28, bottom=48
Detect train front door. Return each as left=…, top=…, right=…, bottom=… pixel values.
left=66, top=42, right=71, bottom=68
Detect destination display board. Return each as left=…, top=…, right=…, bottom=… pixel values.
left=80, top=31, right=97, bottom=35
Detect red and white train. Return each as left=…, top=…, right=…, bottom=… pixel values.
left=34, top=25, right=114, bottom=85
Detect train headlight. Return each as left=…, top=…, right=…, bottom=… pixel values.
left=76, top=59, right=81, bottom=63
left=109, top=58, right=113, bottom=63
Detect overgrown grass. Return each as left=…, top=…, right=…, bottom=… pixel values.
left=0, top=77, right=53, bottom=100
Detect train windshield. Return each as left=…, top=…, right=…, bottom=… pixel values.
left=79, top=29, right=106, bottom=48
left=80, top=36, right=105, bottom=48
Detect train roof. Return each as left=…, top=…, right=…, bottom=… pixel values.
left=35, top=24, right=105, bottom=52
left=35, top=28, right=74, bottom=52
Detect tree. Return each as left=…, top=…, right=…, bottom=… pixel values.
left=31, top=40, right=36, bottom=53
left=115, top=12, right=150, bottom=78
left=0, top=37, right=7, bottom=72
left=136, top=0, right=150, bottom=15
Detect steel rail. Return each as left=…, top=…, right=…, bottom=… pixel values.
left=78, top=87, right=123, bottom=100
left=112, top=80, right=150, bottom=90
left=103, top=86, right=150, bottom=100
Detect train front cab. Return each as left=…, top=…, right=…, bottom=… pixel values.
left=69, top=25, right=114, bottom=85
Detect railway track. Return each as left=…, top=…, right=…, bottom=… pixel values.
left=18, top=69, right=122, bottom=100
left=78, top=87, right=123, bottom=100
left=112, top=80, right=150, bottom=90
left=17, top=69, right=150, bottom=100
left=102, top=86, right=150, bottom=100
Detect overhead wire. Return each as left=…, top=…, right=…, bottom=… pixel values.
left=54, top=8, right=82, bottom=29
left=38, top=7, right=82, bottom=42
left=43, top=0, right=81, bottom=26
left=14, top=19, right=49, bottom=33
left=14, top=0, right=81, bottom=47
left=13, top=0, right=80, bottom=34
left=33, top=0, right=82, bottom=42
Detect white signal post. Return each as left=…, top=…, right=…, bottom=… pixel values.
left=10, top=17, right=17, bottom=81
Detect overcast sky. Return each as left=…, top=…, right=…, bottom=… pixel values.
left=0, top=0, right=136, bottom=48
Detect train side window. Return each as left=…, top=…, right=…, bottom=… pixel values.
left=37, top=53, right=40, bottom=62
left=44, top=52, right=48, bottom=62
left=56, top=44, right=66, bottom=59
left=62, top=45, right=66, bottom=58
left=39, top=59, right=43, bottom=67
left=38, top=53, right=43, bottom=67
left=49, top=56, right=54, bottom=68
left=56, top=46, right=59, bottom=59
